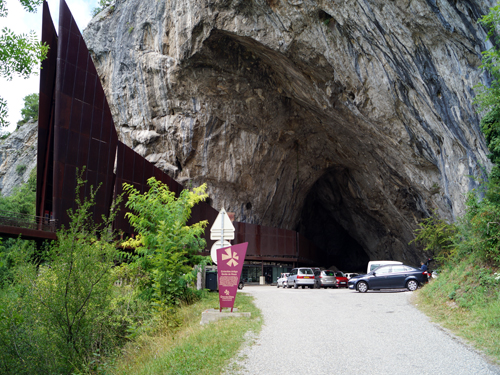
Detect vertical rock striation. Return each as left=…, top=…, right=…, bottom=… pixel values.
left=84, top=0, right=494, bottom=268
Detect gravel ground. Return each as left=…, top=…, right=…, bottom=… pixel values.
left=224, top=285, right=500, bottom=375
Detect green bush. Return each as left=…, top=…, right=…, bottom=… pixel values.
left=15, top=164, right=26, bottom=175
left=0, top=173, right=143, bottom=374
left=121, top=177, right=210, bottom=307
left=16, top=93, right=39, bottom=127
left=0, top=168, right=36, bottom=215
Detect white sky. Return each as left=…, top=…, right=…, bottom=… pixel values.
left=0, top=0, right=100, bottom=133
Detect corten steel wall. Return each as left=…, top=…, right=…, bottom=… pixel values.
left=52, top=0, right=118, bottom=228
left=234, top=222, right=299, bottom=262
left=36, top=1, right=58, bottom=221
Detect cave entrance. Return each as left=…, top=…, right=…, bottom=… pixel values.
left=298, top=168, right=370, bottom=273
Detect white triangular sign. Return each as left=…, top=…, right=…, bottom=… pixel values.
left=210, top=208, right=235, bottom=240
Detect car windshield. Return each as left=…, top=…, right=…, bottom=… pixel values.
left=335, top=271, right=345, bottom=277
left=299, top=269, right=314, bottom=275
left=323, top=271, right=335, bottom=276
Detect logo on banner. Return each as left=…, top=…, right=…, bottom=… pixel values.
left=221, top=248, right=239, bottom=267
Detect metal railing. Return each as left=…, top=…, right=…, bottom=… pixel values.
left=0, top=211, right=57, bottom=232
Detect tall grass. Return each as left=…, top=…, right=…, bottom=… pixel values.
left=415, top=253, right=500, bottom=362
left=102, top=292, right=262, bottom=375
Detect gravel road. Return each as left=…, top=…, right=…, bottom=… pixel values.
left=224, top=285, right=500, bottom=375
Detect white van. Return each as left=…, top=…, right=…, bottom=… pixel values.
left=367, top=260, right=403, bottom=274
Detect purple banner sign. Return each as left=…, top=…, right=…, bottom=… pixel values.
left=217, top=242, right=248, bottom=312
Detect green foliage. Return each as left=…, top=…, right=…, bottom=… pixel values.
left=0, top=27, right=47, bottom=80
left=0, top=167, right=36, bottom=215
left=92, top=0, right=114, bottom=17
left=17, top=93, right=38, bottom=127
left=454, top=190, right=500, bottom=265
left=15, top=163, right=26, bottom=175
left=416, top=253, right=500, bottom=361
left=0, top=0, right=44, bottom=16
left=107, top=292, right=263, bottom=375
left=0, top=172, right=140, bottom=374
left=410, top=212, right=456, bottom=261
left=122, top=177, right=209, bottom=307
left=474, top=5, right=500, bottom=113
left=0, top=96, right=7, bottom=127
left=0, top=0, right=48, bottom=127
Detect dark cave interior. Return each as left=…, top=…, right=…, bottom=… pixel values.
left=299, top=170, right=370, bottom=273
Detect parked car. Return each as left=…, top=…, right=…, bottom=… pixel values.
left=287, top=267, right=316, bottom=289
left=348, top=264, right=427, bottom=292
left=344, top=272, right=360, bottom=280
left=316, top=269, right=338, bottom=288
left=277, top=273, right=289, bottom=288
left=334, top=271, right=348, bottom=288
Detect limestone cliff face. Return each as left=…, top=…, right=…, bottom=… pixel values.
left=0, top=121, right=37, bottom=197
left=84, top=0, right=494, bottom=268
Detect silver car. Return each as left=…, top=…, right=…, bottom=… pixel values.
left=287, top=267, right=316, bottom=289
left=277, top=273, right=289, bottom=288
left=317, top=270, right=338, bottom=288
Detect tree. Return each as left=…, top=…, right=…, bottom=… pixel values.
left=122, top=177, right=209, bottom=307
left=17, top=93, right=38, bottom=126
left=0, top=0, right=48, bottom=127
left=91, top=0, right=114, bottom=17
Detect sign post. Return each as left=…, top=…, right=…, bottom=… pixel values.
left=210, top=208, right=235, bottom=264
left=216, top=242, right=248, bottom=312
left=209, top=208, right=246, bottom=312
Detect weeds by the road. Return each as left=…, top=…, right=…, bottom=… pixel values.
left=101, top=291, right=262, bottom=375
left=414, top=253, right=500, bottom=364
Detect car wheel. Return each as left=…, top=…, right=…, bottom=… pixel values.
left=294, top=282, right=298, bottom=289
left=308, top=285, right=313, bottom=289
left=406, top=279, right=419, bottom=291
left=323, top=286, right=327, bottom=289
left=238, top=281, right=244, bottom=290
left=302, top=285, right=305, bottom=289
left=357, top=281, right=368, bottom=293
left=277, top=283, right=280, bottom=288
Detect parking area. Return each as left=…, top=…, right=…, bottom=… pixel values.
left=225, top=286, right=500, bottom=375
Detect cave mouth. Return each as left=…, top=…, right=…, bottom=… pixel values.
left=298, top=168, right=370, bottom=273
left=186, top=29, right=426, bottom=269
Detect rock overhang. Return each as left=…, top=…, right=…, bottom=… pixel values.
left=84, top=0, right=494, bottom=269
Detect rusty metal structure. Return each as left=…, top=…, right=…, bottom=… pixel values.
left=35, top=0, right=318, bottom=266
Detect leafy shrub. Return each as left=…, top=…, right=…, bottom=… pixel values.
left=16, top=93, right=39, bottom=127
left=0, top=168, right=36, bottom=215
left=410, top=211, right=456, bottom=261
left=15, top=163, right=26, bottom=175
left=121, top=177, right=210, bottom=307
left=0, top=173, right=139, bottom=374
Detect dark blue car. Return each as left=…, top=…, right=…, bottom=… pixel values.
left=347, top=264, right=428, bottom=292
